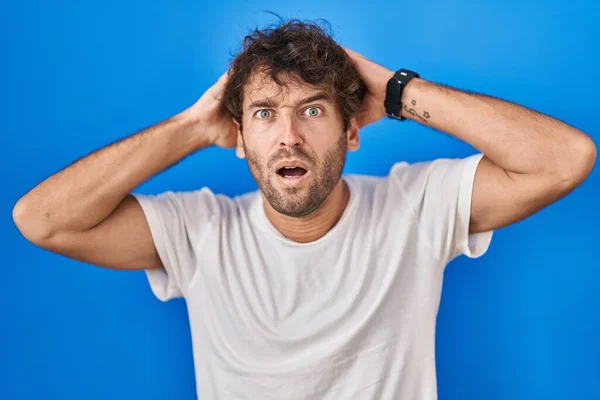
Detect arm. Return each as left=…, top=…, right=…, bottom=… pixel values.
left=12, top=71, right=237, bottom=270
left=345, top=49, right=597, bottom=234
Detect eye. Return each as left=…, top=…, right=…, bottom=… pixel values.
left=255, top=109, right=272, bottom=119
left=303, top=106, right=322, bottom=117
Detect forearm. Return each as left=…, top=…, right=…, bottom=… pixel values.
left=401, top=78, right=596, bottom=178
left=14, top=110, right=210, bottom=237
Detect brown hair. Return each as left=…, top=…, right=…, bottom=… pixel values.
left=223, top=17, right=366, bottom=133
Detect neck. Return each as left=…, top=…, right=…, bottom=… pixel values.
left=261, top=178, right=350, bottom=243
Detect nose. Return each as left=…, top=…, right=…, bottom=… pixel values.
left=278, top=114, right=303, bottom=148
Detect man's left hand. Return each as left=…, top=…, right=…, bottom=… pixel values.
left=344, top=48, right=394, bottom=129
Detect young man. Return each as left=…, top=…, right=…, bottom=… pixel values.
left=13, top=19, right=596, bottom=399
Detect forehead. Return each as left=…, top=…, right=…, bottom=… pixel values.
left=243, top=70, right=330, bottom=107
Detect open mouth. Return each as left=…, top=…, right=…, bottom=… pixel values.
left=275, top=166, right=309, bottom=186
left=277, top=166, right=308, bottom=178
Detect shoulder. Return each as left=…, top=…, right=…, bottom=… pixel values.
left=386, top=153, right=485, bottom=193
left=343, top=154, right=484, bottom=221
left=133, top=187, right=260, bottom=225
left=134, top=187, right=219, bottom=215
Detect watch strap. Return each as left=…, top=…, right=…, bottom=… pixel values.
left=385, top=69, right=420, bottom=121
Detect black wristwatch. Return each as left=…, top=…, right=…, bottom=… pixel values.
left=384, top=69, right=420, bottom=121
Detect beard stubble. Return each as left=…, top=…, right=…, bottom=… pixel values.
left=244, top=134, right=347, bottom=218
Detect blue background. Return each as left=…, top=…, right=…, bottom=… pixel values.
left=2, top=1, right=599, bottom=399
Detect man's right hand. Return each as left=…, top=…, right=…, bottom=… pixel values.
left=185, top=70, right=239, bottom=149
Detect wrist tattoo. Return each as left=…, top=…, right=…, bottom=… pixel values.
left=404, top=99, right=431, bottom=123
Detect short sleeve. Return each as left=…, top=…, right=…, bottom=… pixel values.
left=131, top=187, right=219, bottom=301
left=388, top=153, right=493, bottom=265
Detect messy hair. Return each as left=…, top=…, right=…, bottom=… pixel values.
left=223, top=17, right=366, bottom=133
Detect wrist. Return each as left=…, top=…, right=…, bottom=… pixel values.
left=401, top=77, right=424, bottom=102
left=400, top=77, right=426, bottom=120
left=173, top=109, right=213, bottom=150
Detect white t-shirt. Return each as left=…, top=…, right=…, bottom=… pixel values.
left=132, top=153, right=493, bottom=400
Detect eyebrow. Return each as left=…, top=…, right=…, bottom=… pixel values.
left=247, top=92, right=332, bottom=111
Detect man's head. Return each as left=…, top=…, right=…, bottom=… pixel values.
left=223, top=18, right=366, bottom=218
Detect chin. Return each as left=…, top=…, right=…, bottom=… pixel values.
left=259, top=176, right=334, bottom=218
left=268, top=194, right=323, bottom=218
left=274, top=204, right=318, bottom=218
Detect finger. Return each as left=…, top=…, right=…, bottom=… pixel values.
left=217, top=70, right=231, bottom=84
left=211, top=70, right=231, bottom=100
left=344, top=47, right=365, bottom=60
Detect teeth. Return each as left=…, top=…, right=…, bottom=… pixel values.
left=284, top=166, right=296, bottom=169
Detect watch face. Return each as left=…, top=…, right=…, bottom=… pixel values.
left=384, top=69, right=418, bottom=120
left=385, top=77, right=402, bottom=117
left=386, top=76, right=402, bottom=103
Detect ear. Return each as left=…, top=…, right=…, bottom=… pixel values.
left=233, top=118, right=246, bottom=159
left=346, top=116, right=360, bottom=152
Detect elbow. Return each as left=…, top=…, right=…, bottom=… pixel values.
left=573, top=135, right=597, bottom=182
left=557, top=134, right=597, bottom=189
left=13, top=198, right=55, bottom=245
left=12, top=198, right=28, bottom=234
left=586, top=136, right=597, bottom=170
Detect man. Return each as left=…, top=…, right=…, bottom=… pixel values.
left=13, top=19, right=596, bottom=399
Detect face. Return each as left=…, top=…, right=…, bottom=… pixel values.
left=234, top=71, right=359, bottom=218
